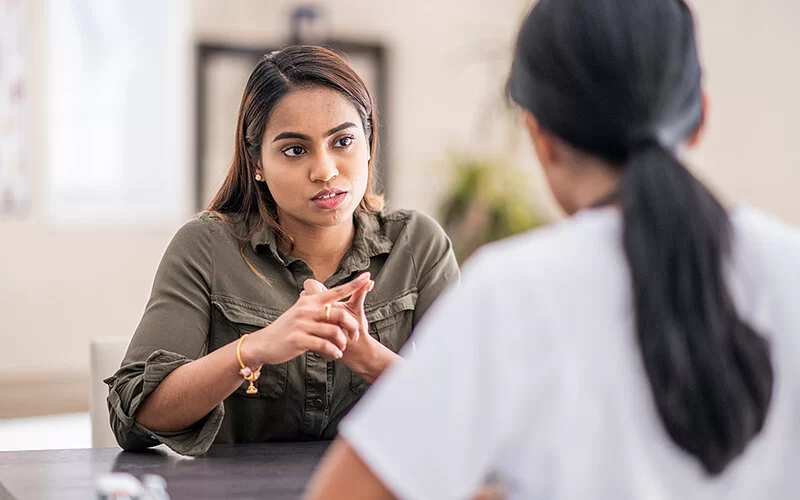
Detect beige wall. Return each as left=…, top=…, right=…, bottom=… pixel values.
left=0, top=0, right=189, bottom=415
left=1, top=0, right=799, bottom=416
left=191, top=0, right=527, bottom=212
left=690, top=0, right=800, bottom=224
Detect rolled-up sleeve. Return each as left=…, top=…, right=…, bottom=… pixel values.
left=104, top=215, right=222, bottom=455
left=105, top=351, right=224, bottom=455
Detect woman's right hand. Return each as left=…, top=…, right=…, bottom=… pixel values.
left=243, top=273, right=371, bottom=365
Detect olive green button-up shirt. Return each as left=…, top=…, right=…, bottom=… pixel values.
left=105, top=209, right=459, bottom=456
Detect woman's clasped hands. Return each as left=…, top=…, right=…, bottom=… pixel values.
left=241, top=272, right=376, bottom=368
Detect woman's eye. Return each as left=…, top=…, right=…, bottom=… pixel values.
left=283, top=146, right=306, bottom=157
left=336, top=136, right=354, bottom=148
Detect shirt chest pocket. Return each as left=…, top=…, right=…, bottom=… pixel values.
left=365, top=291, right=418, bottom=353
left=350, top=291, right=418, bottom=396
left=210, top=295, right=288, bottom=400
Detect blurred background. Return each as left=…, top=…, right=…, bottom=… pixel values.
left=1, top=0, right=799, bottom=449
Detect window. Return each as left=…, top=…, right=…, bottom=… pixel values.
left=47, top=0, right=188, bottom=223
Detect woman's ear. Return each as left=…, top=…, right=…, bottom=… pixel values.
left=523, top=111, right=557, bottom=169
left=687, top=90, right=708, bottom=149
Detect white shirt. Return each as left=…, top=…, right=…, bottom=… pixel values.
left=340, top=206, right=800, bottom=500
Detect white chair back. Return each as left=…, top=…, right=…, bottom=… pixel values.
left=89, top=337, right=130, bottom=448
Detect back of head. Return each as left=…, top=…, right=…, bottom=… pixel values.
left=510, top=0, right=702, bottom=159
left=509, top=0, right=773, bottom=475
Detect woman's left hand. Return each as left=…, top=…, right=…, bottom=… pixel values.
left=303, top=277, right=394, bottom=383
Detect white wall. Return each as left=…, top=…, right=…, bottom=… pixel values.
left=1, top=0, right=799, bottom=416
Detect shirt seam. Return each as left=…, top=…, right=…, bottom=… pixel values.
left=407, top=229, right=420, bottom=289
left=416, top=247, right=448, bottom=289
left=206, top=216, right=216, bottom=359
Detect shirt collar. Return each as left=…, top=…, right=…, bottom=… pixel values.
left=248, top=211, right=393, bottom=272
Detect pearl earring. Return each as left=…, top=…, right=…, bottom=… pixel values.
left=255, top=174, right=263, bottom=182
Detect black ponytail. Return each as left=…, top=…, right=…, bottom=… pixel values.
left=509, top=0, right=773, bottom=474
left=622, top=144, right=773, bottom=473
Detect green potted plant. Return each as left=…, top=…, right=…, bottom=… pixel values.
left=438, top=157, right=541, bottom=263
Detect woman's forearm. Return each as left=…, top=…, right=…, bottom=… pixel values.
left=136, top=276, right=374, bottom=433
left=135, top=339, right=251, bottom=432
left=349, top=340, right=401, bottom=385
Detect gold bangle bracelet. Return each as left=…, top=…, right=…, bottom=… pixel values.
left=236, top=334, right=263, bottom=395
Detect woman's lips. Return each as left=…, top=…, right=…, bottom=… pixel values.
left=312, top=191, right=348, bottom=209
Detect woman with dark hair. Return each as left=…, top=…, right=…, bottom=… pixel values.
left=308, top=1, right=800, bottom=498
left=105, top=46, right=458, bottom=456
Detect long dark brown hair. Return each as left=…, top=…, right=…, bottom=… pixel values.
left=207, top=45, right=384, bottom=267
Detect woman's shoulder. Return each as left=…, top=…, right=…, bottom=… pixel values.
left=733, top=205, right=800, bottom=247
left=377, top=208, right=449, bottom=242
left=374, top=209, right=452, bottom=262
left=370, top=209, right=456, bottom=280
left=166, top=211, right=240, bottom=252
left=464, top=208, right=624, bottom=285
left=731, top=205, right=800, bottom=279
left=170, top=211, right=219, bottom=241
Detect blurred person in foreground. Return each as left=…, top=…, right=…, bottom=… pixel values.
left=105, top=46, right=458, bottom=456
left=307, top=0, right=800, bottom=498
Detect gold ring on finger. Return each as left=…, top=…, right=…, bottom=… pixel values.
left=324, top=303, right=332, bottom=322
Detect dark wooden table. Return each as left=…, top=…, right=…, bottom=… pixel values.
left=0, top=442, right=330, bottom=499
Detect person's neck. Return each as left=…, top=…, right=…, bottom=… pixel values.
left=565, top=159, right=622, bottom=214
left=279, top=216, right=356, bottom=283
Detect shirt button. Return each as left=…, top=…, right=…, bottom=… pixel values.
left=312, top=398, right=324, bottom=409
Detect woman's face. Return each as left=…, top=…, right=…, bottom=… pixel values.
left=257, top=86, right=370, bottom=232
